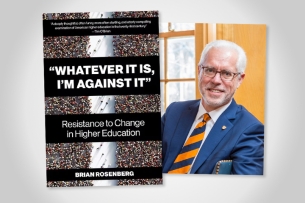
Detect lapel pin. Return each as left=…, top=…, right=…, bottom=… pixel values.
left=222, top=126, right=226, bottom=130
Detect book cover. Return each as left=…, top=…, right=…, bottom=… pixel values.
left=43, top=11, right=162, bottom=187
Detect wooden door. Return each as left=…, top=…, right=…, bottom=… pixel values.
left=216, top=24, right=266, bottom=123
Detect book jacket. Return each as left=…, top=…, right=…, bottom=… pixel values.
left=43, top=11, right=162, bottom=187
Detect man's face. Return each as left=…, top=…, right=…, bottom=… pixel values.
left=198, top=47, right=245, bottom=112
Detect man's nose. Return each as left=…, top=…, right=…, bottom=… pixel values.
left=211, top=72, right=222, bottom=83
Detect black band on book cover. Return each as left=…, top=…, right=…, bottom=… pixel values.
left=47, top=167, right=162, bottom=181
left=43, top=18, right=159, bottom=36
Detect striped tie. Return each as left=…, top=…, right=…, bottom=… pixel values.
left=168, top=113, right=211, bottom=174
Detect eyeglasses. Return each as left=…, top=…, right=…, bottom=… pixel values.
left=200, top=66, right=240, bottom=81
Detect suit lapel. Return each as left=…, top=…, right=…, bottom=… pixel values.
left=164, top=100, right=200, bottom=172
left=190, top=100, right=238, bottom=173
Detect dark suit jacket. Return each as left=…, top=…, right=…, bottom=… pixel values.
left=161, top=99, right=264, bottom=175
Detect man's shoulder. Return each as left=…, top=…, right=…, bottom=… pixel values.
left=163, top=99, right=200, bottom=119
left=235, top=103, right=263, bottom=126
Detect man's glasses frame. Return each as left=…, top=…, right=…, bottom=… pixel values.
left=200, top=66, right=241, bottom=81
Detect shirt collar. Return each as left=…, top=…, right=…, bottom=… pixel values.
left=196, top=99, right=232, bottom=123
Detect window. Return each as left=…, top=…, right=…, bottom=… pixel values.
left=159, top=23, right=196, bottom=115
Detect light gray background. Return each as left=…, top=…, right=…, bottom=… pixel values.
left=1, top=0, right=304, bottom=202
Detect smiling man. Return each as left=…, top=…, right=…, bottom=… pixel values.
left=161, top=40, right=264, bottom=175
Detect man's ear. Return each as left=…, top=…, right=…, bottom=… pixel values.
left=237, top=73, right=245, bottom=88
left=197, top=65, right=202, bottom=75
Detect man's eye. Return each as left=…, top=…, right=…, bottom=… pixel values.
left=223, top=71, right=232, bottom=76
left=206, top=68, right=215, bottom=73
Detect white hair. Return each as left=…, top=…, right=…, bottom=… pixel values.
left=198, top=40, right=247, bottom=73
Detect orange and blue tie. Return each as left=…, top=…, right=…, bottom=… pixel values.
left=168, top=113, right=211, bottom=174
